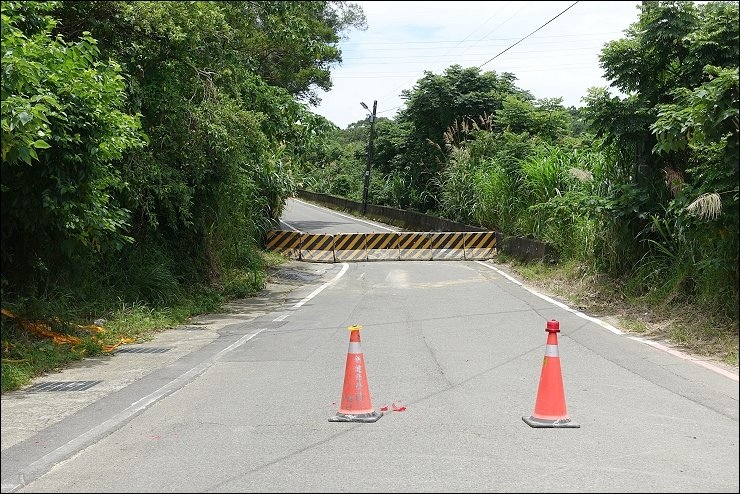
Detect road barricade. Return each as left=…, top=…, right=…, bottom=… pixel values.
left=398, top=232, right=432, bottom=260
left=300, top=233, right=335, bottom=262
left=265, top=228, right=500, bottom=263
left=265, top=230, right=301, bottom=259
left=333, top=233, right=367, bottom=262
left=366, top=232, right=399, bottom=261
left=464, top=231, right=497, bottom=260
left=430, top=232, right=466, bottom=260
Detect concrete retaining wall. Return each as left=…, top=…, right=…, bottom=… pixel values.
left=293, top=189, right=556, bottom=263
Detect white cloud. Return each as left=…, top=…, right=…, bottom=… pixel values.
left=311, top=0, right=643, bottom=128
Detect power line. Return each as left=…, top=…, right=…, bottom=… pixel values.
left=335, top=64, right=600, bottom=79
left=341, top=46, right=606, bottom=63
left=426, top=1, right=523, bottom=75
left=374, top=1, right=512, bottom=107
left=338, top=31, right=623, bottom=46
left=341, top=1, right=587, bottom=119
left=375, top=1, right=541, bottom=114
left=477, top=1, right=533, bottom=43
left=375, top=2, right=583, bottom=117
left=342, top=39, right=613, bottom=55
left=478, top=1, right=580, bottom=69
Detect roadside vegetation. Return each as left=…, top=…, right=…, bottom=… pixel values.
left=2, top=1, right=737, bottom=393
left=1, top=0, right=364, bottom=392
left=495, top=256, right=738, bottom=368
left=300, top=2, right=739, bottom=366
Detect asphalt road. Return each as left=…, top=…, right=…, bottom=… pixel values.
left=279, top=197, right=403, bottom=234
left=1, top=198, right=737, bottom=493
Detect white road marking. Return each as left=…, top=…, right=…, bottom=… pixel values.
left=7, top=329, right=268, bottom=492
left=476, top=261, right=738, bottom=381
left=4, top=262, right=354, bottom=492
left=279, top=219, right=300, bottom=231
left=293, top=262, right=349, bottom=309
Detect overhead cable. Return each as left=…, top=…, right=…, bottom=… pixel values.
left=477, top=1, right=579, bottom=69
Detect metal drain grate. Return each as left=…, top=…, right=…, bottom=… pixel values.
left=26, top=381, right=102, bottom=392
left=116, top=347, right=171, bottom=354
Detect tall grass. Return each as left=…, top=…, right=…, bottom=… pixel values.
left=475, top=159, right=518, bottom=233
left=627, top=211, right=739, bottom=320
left=436, top=147, right=478, bottom=223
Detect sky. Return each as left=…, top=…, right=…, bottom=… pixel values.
left=311, top=0, right=644, bottom=129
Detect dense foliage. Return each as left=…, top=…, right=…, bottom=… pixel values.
left=2, top=0, right=366, bottom=295
left=586, top=0, right=738, bottom=312
left=1, top=0, right=366, bottom=390
left=1, top=1, right=146, bottom=281
left=301, top=1, right=739, bottom=320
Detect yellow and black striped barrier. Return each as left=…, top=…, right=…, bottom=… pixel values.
left=430, top=232, right=466, bottom=260
left=398, top=232, right=432, bottom=261
left=366, top=232, right=399, bottom=261
left=265, top=230, right=301, bottom=259
left=334, top=233, right=367, bottom=262
left=301, top=233, right=335, bottom=262
left=464, top=231, right=497, bottom=260
left=264, top=230, right=498, bottom=262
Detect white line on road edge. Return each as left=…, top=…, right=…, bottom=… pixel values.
left=7, top=329, right=268, bottom=493
left=272, top=262, right=349, bottom=321
left=5, top=263, right=352, bottom=491
left=476, top=261, right=622, bottom=335
left=271, top=260, right=349, bottom=322
left=279, top=219, right=300, bottom=231
left=476, top=261, right=738, bottom=382
left=293, top=262, right=349, bottom=309
left=630, top=336, right=739, bottom=381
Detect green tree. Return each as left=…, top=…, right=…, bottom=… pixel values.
left=216, top=1, right=366, bottom=106
left=1, top=0, right=145, bottom=284
left=494, top=96, right=572, bottom=145
left=48, top=1, right=366, bottom=288
left=392, top=65, right=531, bottom=212
left=585, top=0, right=739, bottom=316
left=650, top=64, right=739, bottom=309
left=591, top=0, right=738, bottom=185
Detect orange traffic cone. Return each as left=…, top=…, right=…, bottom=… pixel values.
left=522, top=320, right=580, bottom=428
left=329, top=324, right=383, bottom=423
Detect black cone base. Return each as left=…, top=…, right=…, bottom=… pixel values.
left=522, top=415, right=580, bottom=428
left=329, top=411, right=383, bottom=423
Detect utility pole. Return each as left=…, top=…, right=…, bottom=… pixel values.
left=361, top=100, right=377, bottom=215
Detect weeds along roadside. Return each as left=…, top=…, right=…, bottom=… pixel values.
left=497, top=255, right=739, bottom=369
left=0, top=251, right=288, bottom=394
